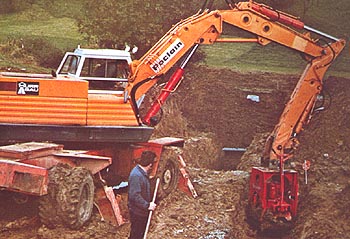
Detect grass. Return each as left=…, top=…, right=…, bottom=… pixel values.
left=200, top=0, right=350, bottom=77
left=200, top=40, right=350, bottom=77
left=0, top=3, right=86, bottom=72
left=0, top=0, right=349, bottom=77
left=0, top=15, right=84, bottom=50
left=201, top=42, right=305, bottom=73
left=0, top=14, right=83, bottom=72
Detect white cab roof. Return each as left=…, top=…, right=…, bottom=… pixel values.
left=73, top=48, right=131, bottom=58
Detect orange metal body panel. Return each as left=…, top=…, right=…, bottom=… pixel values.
left=0, top=75, right=88, bottom=98
left=0, top=74, right=138, bottom=126
left=0, top=75, right=88, bottom=125
left=87, top=94, right=138, bottom=126
left=0, top=95, right=87, bottom=125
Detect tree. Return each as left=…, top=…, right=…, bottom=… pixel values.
left=77, top=0, right=201, bottom=57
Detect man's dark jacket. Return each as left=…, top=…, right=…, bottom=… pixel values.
left=128, top=165, right=151, bottom=217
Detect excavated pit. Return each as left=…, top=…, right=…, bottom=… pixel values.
left=0, top=66, right=349, bottom=238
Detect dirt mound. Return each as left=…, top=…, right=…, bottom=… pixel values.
left=148, top=169, right=252, bottom=239
left=174, top=66, right=297, bottom=149
left=151, top=68, right=350, bottom=238
left=0, top=67, right=349, bottom=239
left=291, top=76, right=350, bottom=239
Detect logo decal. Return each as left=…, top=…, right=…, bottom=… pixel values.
left=150, top=38, right=184, bottom=73
left=17, top=82, right=39, bottom=95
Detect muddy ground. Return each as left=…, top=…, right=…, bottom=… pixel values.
left=0, top=66, right=349, bottom=238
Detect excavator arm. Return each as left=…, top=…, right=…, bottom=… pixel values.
left=262, top=42, right=345, bottom=165
left=125, top=1, right=345, bottom=128
left=125, top=0, right=346, bottom=226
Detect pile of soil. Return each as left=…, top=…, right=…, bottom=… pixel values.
left=0, top=66, right=349, bottom=238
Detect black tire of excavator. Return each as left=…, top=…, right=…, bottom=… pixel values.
left=154, top=148, right=180, bottom=201
left=57, top=166, right=95, bottom=229
left=38, top=163, right=70, bottom=228
left=39, top=194, right=59, bottom=229
left=39, top=164, right=95, bottom=229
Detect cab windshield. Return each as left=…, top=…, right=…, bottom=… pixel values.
left=81, top=58, right=130, bottom=91
left=58, top=55, right=80, bottom=75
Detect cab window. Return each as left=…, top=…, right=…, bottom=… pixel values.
left=81, top=58, right=129, bottom=79
left=58, top=55, right=80, bottom=75
left=80, top=58, right=130, bottom=91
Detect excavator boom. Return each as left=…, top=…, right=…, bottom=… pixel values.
left=126, top=1, right=339, bottom=100
left=125, top=0, right=346, bottom=226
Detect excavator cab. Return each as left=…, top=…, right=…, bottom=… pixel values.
left=56, top=48, right=131, bottom=92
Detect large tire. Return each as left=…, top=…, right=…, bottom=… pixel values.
left=57, top=166, right=95, bottom=229
left=155, top=148, right=180, bottom=199
left=38, top=164, right=95, bottom=229
left=38, top=164, right=68, bottom=228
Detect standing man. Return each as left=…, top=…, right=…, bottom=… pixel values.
left=128, top=151, right=157, bottom=239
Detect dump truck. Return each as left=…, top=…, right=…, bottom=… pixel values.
left=0, top=0, right=346, bottom=231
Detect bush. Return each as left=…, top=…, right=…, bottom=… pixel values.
left=21, top=38, right=64, bottom=69
left=1, top=36, right=64, bottom=69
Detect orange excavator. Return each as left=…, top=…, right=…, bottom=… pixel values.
left=0, top=0, right=345, bottom=230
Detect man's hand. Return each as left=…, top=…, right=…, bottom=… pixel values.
left=148, top=202, right=157, bottom=211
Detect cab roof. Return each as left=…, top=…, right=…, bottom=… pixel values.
left=73, top=48, right=131, bottom=58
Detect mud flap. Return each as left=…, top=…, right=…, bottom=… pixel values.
left=177, top=155, right=198, bottom=198
left=94, top=186, right=125, bottom=226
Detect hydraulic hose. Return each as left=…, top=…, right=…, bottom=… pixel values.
left=130, top=77, right=158, bottom=125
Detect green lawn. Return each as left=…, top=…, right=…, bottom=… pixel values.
left=200, top=0, right=350, bottom=77
left=0, top=0, right=349, bottom=77
left=0, top=10, right=85, bottom=72
left=0, top=14, right=84, bottom=50
left=200, top=41, right=350, bottom=77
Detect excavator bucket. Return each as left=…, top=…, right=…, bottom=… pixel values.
left=249, top=167, right=298, bottom=222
